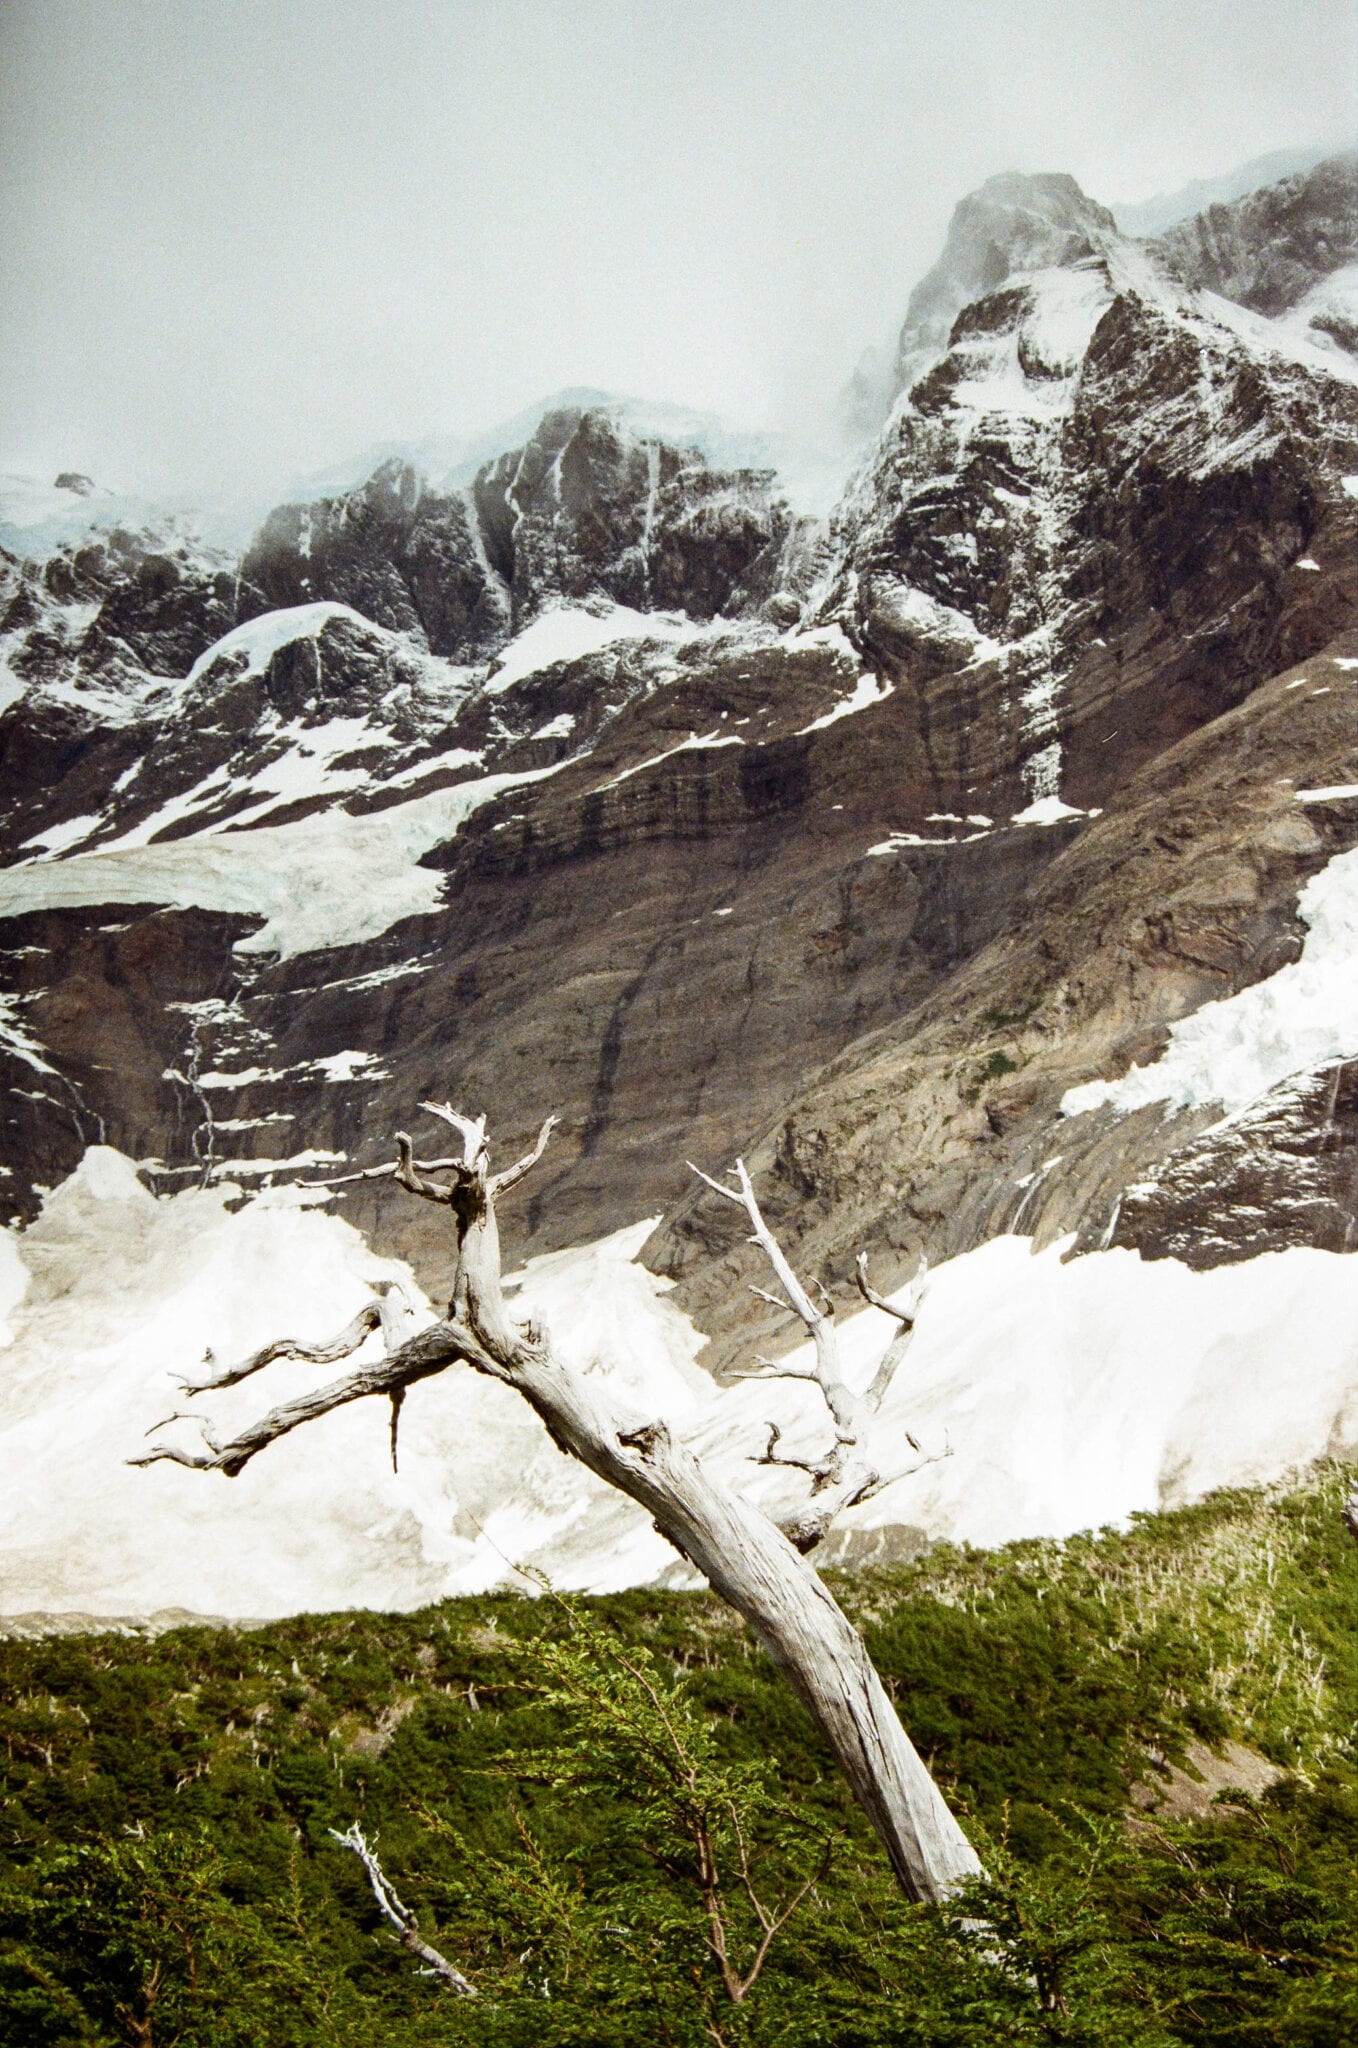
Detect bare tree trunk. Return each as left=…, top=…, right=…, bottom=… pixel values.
left=479, top=1336, right=977, bottom=1899
left=136, top=1109, right=981, bottom=1904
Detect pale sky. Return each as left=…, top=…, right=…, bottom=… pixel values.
left=2, top=0, right=1354, bottom=496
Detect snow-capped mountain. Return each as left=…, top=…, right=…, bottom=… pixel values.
left=1, top=152, right=1355, bottom=1616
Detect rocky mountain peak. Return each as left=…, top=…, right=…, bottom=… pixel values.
left=891, top=171, right=1117, bottom=390
left=1153, top=151, right=1357, bottom=316
left=238, top=403, right=793, bottom=668
left=842, top=170, right=1121, bottom=435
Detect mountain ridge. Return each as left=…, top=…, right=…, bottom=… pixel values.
left=1, top=150, right=1356, bottom=1607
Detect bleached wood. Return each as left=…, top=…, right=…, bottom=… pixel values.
left=331, top=1823, right=475, bottom=1994
left=694, top=1158, right=933, bottom=1550
left=134, top=1114, right=981, bottom=1904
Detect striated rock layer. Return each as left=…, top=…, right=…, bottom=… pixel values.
left=1, top=153, right=1356, bottom=1363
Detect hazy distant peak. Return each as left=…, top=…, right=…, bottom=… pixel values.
left=881, top=169, right=1117, bottom=405
left=1152, top=151, right=1358, bottom=317
left=1112, top=145, right=1334, bottom=238
left=966, top=168, right=1115, bottom=224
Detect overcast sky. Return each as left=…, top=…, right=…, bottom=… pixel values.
left=2, top=0, right=1354, bottom=497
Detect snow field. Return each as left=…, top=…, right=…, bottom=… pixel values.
left=0, top=762, right=564, bottom=959
left=1062, top=844, right=1358, bottom=1120
left=1, top=1146, right=1355, bottom=1619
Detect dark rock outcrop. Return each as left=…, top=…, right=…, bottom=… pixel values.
left=242, top=459, right=512, bottom=661
left=240, top=408, right=792, bottom=665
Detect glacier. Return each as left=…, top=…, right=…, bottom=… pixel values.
left=1, top=1145, right=1355, bottom=1621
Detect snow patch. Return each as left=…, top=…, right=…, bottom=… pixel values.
left=0, top=762, right=565, bottom=960
left=184, top=602, right=369, bottom=689
left=485, top=603, right=719, bottom=694
left=798, top=668, right=893, bottom=733
left=18, top=813, right=106, bottom=860
left=1011, top=795, right=1089, bottom=826
left=0, top=994, right=56, bottom=1077
left=311, top=1051, right=391, bottom=1082
left=596, top=730, right=743, bottom=791
left=1062, top=843, right=1358, bottom=1119
left=866, top=827, right=992, bottom=855
left=210, top=1150, right=346, bottom=1178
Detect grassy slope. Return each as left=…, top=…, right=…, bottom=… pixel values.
left=0, top=1464, right=1355, bottom=2045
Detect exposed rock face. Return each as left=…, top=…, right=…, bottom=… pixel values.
left=241, top=460, right=512, bottom=661
left=1105, top=1059, right=1358, bottom=1267
left=240, top=407, right=792, bottom=664
left=811, top=226, right=1358, bottom=824
left=1155, top=153, right=1358, bottom=316
left=0, top=532, right=239, bottom=863
left=652, top=636, right=1358, bottom=1368
left=474, top=407, right=791, bottom=624
left=1, top=154, right=1356, bottom=1372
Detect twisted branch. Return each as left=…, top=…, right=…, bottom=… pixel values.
left=690, top=1156, right=932, bottom=1552
left=130, top=1321, right=500, bottom=1477
left=173, top=1282, right=413, bottom=1396
left=490, top=1114, right=559, bottom=1198
left=331, top=1823, right=475, bottom=1994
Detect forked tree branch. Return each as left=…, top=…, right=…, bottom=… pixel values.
left=688, top=1157, right=932, bottom=1550
left=419, top=1101, right=489, bottom=1165
left=395, top=1132, right=456, bottom=1205
left=753, top=1420, right=825, bottom=1480
left=173, top=1282, right=414, bottom=1396
left=490, top=1114, right=559, bottom=1199
left=306, top=1153, right=470, bottom=1189
left=130, top=1321, right=502, bottom=1477
left=132, top=1106, right=981, bottom=1904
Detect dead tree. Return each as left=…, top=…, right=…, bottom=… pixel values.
left=330, top=1823, right=475, bottom=1994
left=133, top=1107, right=981, bottom=1904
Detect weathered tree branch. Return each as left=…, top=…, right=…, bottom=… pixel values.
left=130, top=1321, right=502, bottom=1476
left=330, top=1823, right=476, bottom=1994
left=174, top=1281, right=414, bottom=1397
left=305, top=1153, right=468, bottom=1189
left=395, top=1132, right=456, bottom=1205
left=134, top=1111, right=980, bottom=1903
left=689, top=1157, right=932, bottom=1551
left=753, top=1420, right=824, bottom=1479
left=490, top=1114, right=559, bottom=1199
left=856, top=1251, right=927, bottom=1414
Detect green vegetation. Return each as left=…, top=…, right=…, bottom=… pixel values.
left=2, top=1466, right=1355, bottom=2044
